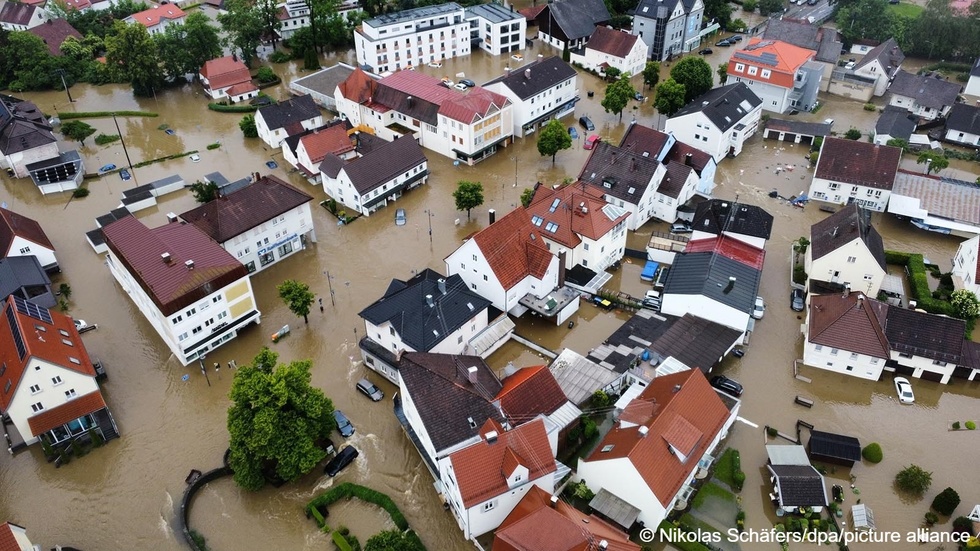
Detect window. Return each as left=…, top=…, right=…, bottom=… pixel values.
left=814, top=344, right=823, bottom=351
left=472, top=254, right=477, bottom=261
left=531, top=215, right=544, bottom=226
left=178, top=332, right=189, bottom=342
left=192, top=326, right=203, bottom=335
left=65, top=388, right=77, bottom=399
left=245, top=261, right=256, bottom=273
left=30, top=384, right=41, bottom=394
left=259, top=252, right=275, bottom=267
left=870, top=358, right=879, bottom=364
left=19, top=246, right=30, bottom=254
left=847, top=256, right=856, bottom=263
left=483, top=501, right=495, bottom=512
left=850, top=353, right=858, bottom=360
left=51, top=376, right=63, bottom=385
left=31, top=402, right=44, bottom=413
left=458, top=335, right=463, bottom=344
left=830, top=348, right=838, bottom=356
left=828, top=183, right=839, bottom=190
left=864, top=274, right=874, bottom=281
left=747, top=66, right=758, bottom=76
left=933, top=360, right=947, bottom=366
left=584, top=243, right=589, bottom=251
left=761, top=69, right=771, bottom=78
left=172, top=315, right=183, bottom=324
left=483, top=274, right=488, bottom=281
left=846, top=366, right=854, bottom=372
left=278, top=242, right=293, bottom=257
left=734, top=63, right=745, bottom=73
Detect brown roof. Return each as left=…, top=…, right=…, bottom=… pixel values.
left=659, top=158, right=695, bottom=199
left=0, top=2, right=39, bottom=26
left=339, top=68, right=377, bottom=104
left=493, top=486, right=640, bottom=551
left=102, top=216, right=248, bottom=316
left=27, top=390, right=106, bottom=436
left=298, top=124, right=354, bottom=165
left=448, top=418, right=556, bottom=508
left=518, top=5, right=546, bottom=20
left=587, top=26, right=640, bottom=58
left=28, top=19, right=83, bottom=57
left=525, top=184, right=630, bottom=249
left=582, top=370, right=732, bottom=507
left=0, top=207, right=55, bottom=256
left=884, top=306, right=966, bottom=363
left=815, top=138, right=901, bottom=190
left=619, top=122, right=670, bottom=156
left=496, top=365, right=568, bottom=421
left=807, top=292, right=890, bottom=358
left=226, top=82, right=258, bottom=96
left=663, top=139, right=712, bottom=175
left=809, top=203, right=886, bottom=270
left=0, top=523, right=28, bottom=551
left=470, top=208, right=555, bottom=291
left=200, top=56, right=252, bottom=90
left=179, top=175, right=313, bottom=244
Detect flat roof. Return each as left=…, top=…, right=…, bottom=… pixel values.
left=465, top=3, right=522, bottom=23
left=365, top=2, right=463, bottom=28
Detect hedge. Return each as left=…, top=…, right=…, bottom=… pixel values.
left=59, top=110, right=158, bottom=119
left=307, top=483, right=409, bottom=531
left=862, top=443, right=883, bottom=463
left=886, top=250, right=957, bottom=316
left=208, top=103, right=259, bottom=113
left=331, top=531, right=352, bottom=551
left=132, top=150, right=198, bottom=169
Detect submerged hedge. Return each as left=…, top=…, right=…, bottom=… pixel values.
left=59, top=110, right=158, bottom=119
left=307, top=482, right=409, bottom=531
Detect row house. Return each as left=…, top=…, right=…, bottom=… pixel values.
left=570, top=26, right=647, bottom=78
left=726, top=39, right=821, bottom=114
left=355, top=3, right=471, bottom=74
left=619, top=122, right=718, bottom=198
left=887, top=69, right=961, bottom=122
left=280, top=119, right=355, bottom=181
left=464, top=3, right=526, bottom=56
left=664, top=82, right=762, bottom=162
left=806, top=138, right=902, bottom=211
left=255, top=94, right=324, bottom=149
left=631, top=0, right=704, bottom=61
left=483, top=56, right=578, bottom=138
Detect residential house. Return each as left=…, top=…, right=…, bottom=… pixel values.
left=179, top=175, right=315, bottom=274
left=887, top=170, right=980, bottom=237
left=440, top=418, right=557, bottom=540
left=199, top=56, right=258, bottom=103
left=887, top=69, right=962, bottom=122
left=0, top=95, right=60, bottom=180
left=806, top=203, right=886, bottom=296
left=255, top=94, right=324, bottom=149
left=951, top=234, right=980, bottom=296
left=464, top=3, right=526, bottom=57
left=524, top=183, right=630, bottom=272
left=761, top=19, right=841, bottom=93
left=661, top=235, right=764, bottom=332
left=64, top=0, right=93, bottom=11
left=280, top=119, right=354, bottom=180
left=803, top=291, right=980, bottom=382
left=354, top=3, right=471, bottom=74
left=966, top=56, right=980, bottom=98
left=619, top=121, right=718, bottom=197
left=725, top=38, right=821, bottom=114
left=335, top=68, right=514, bottom=165
left=357, top=269, right=494, bottom=384
left=850, top=38, right=904, bottom=97
left=320, top=133, right=428, bottom=216
left=873, top=105, right=917, bottom=146
left=483, top=56, right=579, bottom=138
left=0, top=2, right=48, bottom=30
left=690, top=199, right=773, bottom=250
left=0, top=295, right=119, bottom=449
left=492, top=486, right=640, bottom=551
left=762, top=118, right=832, bottom=146
left=944, top=103, right=980, bottom=147
left=576, top=369, right=740, bottom=531
left=533, top=0, right=610, bottom=51
left=27, top=19, right=82, bottom=56
left=0, top=256, right=55, bottom=308
left=276, top=0, right=311, bottom=41
left=664, top=82, right=763, bottom=162
left=0, top=522, right=34, bottom=550
left=806, top=138, right=902, bottom=211
left=630, top=0, right=704, bottom=61
left=766, top=445, right=828, bottom=515
left=124, top=4, right=186, bottom=35
left=570, top=26, right=647, bottom=78
left=289, top=62, right=360, bottom=113
left=577, top=141, right=671, bottom=230
left=0, top=207, right=59, bottom=273
left=496, top=364, right=581, bottom=452
left=102, top=215, right=261, bottom=366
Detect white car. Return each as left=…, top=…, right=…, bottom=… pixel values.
left=752, top=296, right=765, bottom=319
left=190, top=154, right=201, bottom=163
left=894, top=377, right=915, bottom=404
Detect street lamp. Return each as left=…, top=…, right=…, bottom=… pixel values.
left=924, top=158, right=932, bottom=175
left=425, top=209, right=433, bottom=244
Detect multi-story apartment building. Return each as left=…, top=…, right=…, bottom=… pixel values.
left=483, top=56, right=578, bottom=138
left=631, top=0, right=704, bottom=61
left=355, top=3, right=471, bottom=74
left=725, top=38, right=821, bottom=114
left=464, top=3, right=526, bottom=56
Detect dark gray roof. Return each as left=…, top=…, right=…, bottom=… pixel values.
left=884, top=307, right=965, bottom=364
left=396, top=352, right=505, bottom=453
left=808, top=430, right=861, bottom=463
left=692, top=199, right=773, bottom=240
left=578, top=141, right=661, bottom=204
left=483, top=57, right=577, bottom=100
left=364, top=3, right=462, bottom=28
left=769, top=464, right=827, bottom=507
left=343, top=135, right=426, bottom=195
left=548, top=0, right=609, bottom=41
left=0, top=95, right=56, bottom=155
left=0, top=256, right=52, bottom=307
left=587, top=309, right=674, bottom=373
left=203, top=172, right=230, bottom=186
left=632, top=0, right=680, bottom=20
left=26, top=150, right=82, bottom=188
left=652, top=314, right=742, bottom=371
left=659, top=160, right=694, bottom=199
left=972, top=57, right=980, bottom=78
left=663, top=251, right=761, bottom=314
left=946, top=103, right=980, bottom=135
left=810, top=204, right=886, bottom=270
left=888, top=70, right=962, bottom=110
left=358, top=269, right=491, bottom=352
left=761, top=19, right=841, bottom=63
left=764, top=118, right=832, bottom=137
left=854, top=38, right=904, bottom=77
left=875, top=105, right=917, bottom=140
left=671, top=83, right=762, bottom=132
left=256, top=94, right=320, bottom=131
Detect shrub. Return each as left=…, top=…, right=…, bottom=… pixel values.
left=208, top=103, right=259, bottom=113
left=591, top=389, right=612, bottom=408
left=953, top=421, right=961, bottom=430
left=742, top=0, right=757, bottom=10
left=94, top=133, right=120, bottom=145
left=793, top=265, right=807, bottom=285
left=863, top=103, right=877, bottom=111
left=270, top=50, right=293, bottom=63
left=256, top=67, right=277, bottom=83
left=932, top=487, right=961, bottom=516
left=308, top=483, right=409, bottom=531
left=844, top=128, right=862, bottom=140
left=332, top=530, right=353, bottom=551
left=206, top=142, right=221, bottom=150
left=953, top=516, right=974, bottom=534
left=59, top=110, right=157, bottom=119
left=862, top=443, right=883, bottom=463
left=895, top=464, right=932, bottom=495
left=189, top=529, right=210, bottom=551
left=581, top=416, right=598, bottom=440
left=967, top=421, right=977, bottom=430
left=310, top=505, right=325, bottom=528
left=732, top=470, right=746, bottom=492
left=72, top=187, right=90, bottom=198
left=925, top=511, right=939, bottom=525
left=572, top=480, right=595, bottom=501
left=766, top=426, right=778, bottom=437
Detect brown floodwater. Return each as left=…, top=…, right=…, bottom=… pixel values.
left=1, top=41, right=978, bottom=551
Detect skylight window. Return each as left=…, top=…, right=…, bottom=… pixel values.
left=601, top=444, right=615, bottom=452
left=531, top=215, right=544, bottom=226
left=544, top=222, right=559, bottom=232
left=549, top=198, right=561, bottom=212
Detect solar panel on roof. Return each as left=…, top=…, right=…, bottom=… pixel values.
left=5, top=304, right=26, bottom=360
left=13, top=295, right=53, bottom=324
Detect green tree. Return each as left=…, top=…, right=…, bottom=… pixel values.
left=703, top=0, right=732, bottom=30
left=157, top=12, right=222, bottom=80
left=836, top=0, right=895, bottom=45
left=601, top=74, right=635, bottom=120
left=654, top=78, right=686, bottom=117
left=218, top=0, right=264, bottom=67
left=104, top=21, right=163, bottom=97
left=950, top=289, right=980, bottom=320
left=190, top=180, right=219, bottom=203
left=895, top=464, right=932, bottom=495
left=916, top=151, right=948, bottom=175
left=758, top=0, right=784, bottom=15
left=931, top=487, right=960, bottom=516
left=240, top=114, right=258, bottom=138
left=642, top=61, right=661, bottom=89
left=742, top=0, right=757, bottom=11
left=844, top=128, right=862, bottom=140
left=717, top=62, right=728, bottom=82
left=277, top=279, right=315, bottom=324
left=670, top=57, right=713, bottom=103
left=604, top=66, right=622, bottom=81
left=729, top=18, right=747, bottom=32
left=256, top=66, right=277, bottom=83
left=885, top=138, right=908, bottom=151
left=952, top=516, right=974, bottom=535
left=537, top=118, right=572, bottom=164
left=3, top=32, right=59, bottom=91
left=453, top=180, right=484, bottom=220
left=61, top=121, right=96, bottom=146
left=520, top=188, right=536, bottom=208
left=364, top=530, right=426, bottom=551
left=257, top=0, right=283, bottom=49
left=227, top=348, right=335, bottom=491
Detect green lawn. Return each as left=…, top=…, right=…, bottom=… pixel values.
left=887, top=2, right=923, bottom=17
left=692, top=481, right=736, bottom=509
left=713, top=448, right=738, bottom=488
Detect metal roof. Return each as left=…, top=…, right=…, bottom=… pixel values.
left=662, top=251, right=761, bottom=314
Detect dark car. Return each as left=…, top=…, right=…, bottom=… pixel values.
left=715, top=39, right=732, bottom=47
left=791, top=288, right=806, bottom=311
left=568, top=126, right=579, bottom=140
left=356, top=378, right=384, bottom=401
left=334, top=409, right=354, bottom=437
left=579, top=116, right=595, bottom=131
left=459, top=78, right=476, bottom=88
left=634, top=92, right=645, bottom=101
left=698, top=48, right=713, bottom=55
left=324, top=445, right=359, bottom=476
left=711, top=375, right=743, bottom=397
left=120, top=168, right=131, bottom=181
left=731, top=35, right=743, bottom=42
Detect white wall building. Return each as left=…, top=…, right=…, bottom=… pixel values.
left=570, top=26, right=647, bottom=78
left=952, top=235, right=980, bottom=296
left=355, top=3, right=470, bottom=74
left=690, top=199, right=773, bottom=250
left=124, top=4, right=186, bottom=35
left=944, top=103, right=980, bottom=147
left=725, top=39, right=820, bottom=114
left=807, top=138, right=902, bottom=211
left=577, top=140, right=671, bottom=230
left=0, top=2, right=49, bottom=31
left=483, top=56, right=578, bottom=138
left=665, top=82, right=763, bottom=162
left=0, top=207, right=59, bottom=273
left=806, top=204, right=887, bottom=296
left=0, top=96, right=60, bottom=180
left=966, top=57, right=980, bottom=98
left=464, top=3, right=525, bottom=56
left=255, top=95, right=324, bottom=149
left=851, top=38, right=904, bottom=97
left=887, top=69, right=962, bottom=122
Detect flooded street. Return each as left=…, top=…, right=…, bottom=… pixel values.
left=1, top=37, right=978, bottom=551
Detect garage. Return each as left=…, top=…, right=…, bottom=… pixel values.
left=920, top=370, right=945, bottom=383
left=762, top=118, right=832, bottom=146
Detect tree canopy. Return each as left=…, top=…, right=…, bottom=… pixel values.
left=537, top=118, right=572, bottom=164
left=654, top=78, right=686, bottom=117
left=364, top=530, right=426, bottom=551
left=453, top=181, right=484, bottom=220
left=895, top=464, right=932, bottom=495
left=702, top=0, right=732, bottom=30
left=61, top=121, right=96, bottom=146
left=916, top=151, right=948, bottom=175
left=642, top=61, right=661, bottom=89
left=190, top=180, right=219, bottom=203
left=228, top=348, right=336, bottom=491
left=104, top=21, right=163, bottom=97
left=950, top=289, right=980, bottom=320
left=601, top=75, right=636, bottom=121
left=218, top=0, right=264, bottom=67
left=277, top=279, right=316, bottom=324
left=520, top=188, right=535, bottom=208
left=670, top=57, right=713, bottom=104
left=240, top=114, right=258, bottom=138
left=155, top=12, right=222, bottom=80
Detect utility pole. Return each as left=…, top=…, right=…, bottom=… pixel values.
left=326, top=270, right=336, bottom=306
left=199, top=356, right=211, bottom=387
left=112, top=113, right=138, bottom=185
left=427, top=210, right=433, bottom=244
left=55, top=69, right=73, bottom=103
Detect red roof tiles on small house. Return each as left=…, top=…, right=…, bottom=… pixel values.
left=729, top=38, right=816, bottom=88
left=684, top=234, right=766, bottom=270
left=226, top=82, right=259, bottom=97
left=469, top=208, right=555, bottom=291
left=525, top=184, right=629, bottom=249
left=0, top=522, right=29, bottom=551
left=27, top=390, right=106, bottom=436
left=127, top=4, right=186, bottom=28
left=339, top=68, right=378, bottom=104
left=496, top=365, right=568, bottom=420
left=200, top=56, right=253, bottom=91
left=64, top=0, right=92, bottom=10
left=298, top=124, right=354, bottom=165
left=0, top=207, right=55, bottom=256
left=587, top=26, right=640, bottom=58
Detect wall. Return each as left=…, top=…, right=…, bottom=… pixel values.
left=661, top=293, right=749, bottom=332
left=802, top=338, right=885, bottom=380
left=6, top=235, right=57, bottom=271
left=576, top=456, right=668, bottom=529
left=6, top=357, right=100, bottom=443
left=805, top=237, right=886, bottom=295
left=807, top=177, right=890, bottom=212
left=447, top=239, right=509, bottom=312
left=222, top=203, right=314, bottom=274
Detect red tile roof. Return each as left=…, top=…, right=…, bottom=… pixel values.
left=587, top=26, right=640, bottom=59
left=619, top=122, right=670, bottom=156
left=496, top=365, right=568, bottom=421
left=807, top=292, right=890, bottom=359
left=729, top=39, right=815, bottom=88
left=0, top=296, right=97, bottom=412
left=339, top=68, right=378, bottom=104
left=127, top=4, right=186, bottom=27
left=27, top=390, right=106, bottom=436
left=449, top=418, right=556, bottom=508
left=684, top=235, right=766, bottom=270
left=518, top=5, right=546, bottom=20
left=102, top=216, right=248, bottom=316
left=440, top=87, right=511, bottom=125
left=0, top=522, right=28, bottom=551
left=200, top=56, right=252, bottom=90
left=0, top=207, right=55, bottom=257
left=226, top=82, right=259, bottom=96
left=469, top=208, right=555, bottom=291
left=815, top=138, right=902, bottom=190
left=298, top=124, right=354, bottom=164
left=64, top=0, right=92, bottom=10
left=376, top=70, right=510, bottom=124
left=27, top=19, right=83, bottom=56
left=582, top=370, right=732, bottom=507
left=525, top=184, right=629, bottom=249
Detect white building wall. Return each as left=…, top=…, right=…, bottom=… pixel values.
left=944, top=128, right=980, bottom=147
left=726, top=75, right=790, bottom=114
left=398, top=379, right=439, bottom=465
left=6, top=358, right=101, bottom=443
left=852, top=59, right=893, bottom=97
left=951, top=235, right=980, bottom=295
left=966, top=74, right=980, bottom=98
left=355, top=7, right=471, bottom=73
left=255, top=111, right=324, bottom=149
left=220, top=203, right=313, bottom=274
left=805, top=238, right=886, bottom=295
left=887, top=350, right=957, bottom=384
left=6, top=235, right=57, bottom=271
left=576, top=457, right=668, bottom=530
left=446, top=238, right=508, bottom=311
left=576, top=38, right=647, bottom=77
left=4, top=142, right=60, bottom=179
left=661, top=294, right=749, bottom=332
left=486, top=74, right=578, bottom=137
left=806, top=177, right=890, bottom=212
left=470, top=15, right=525, bottom=56
left=888, top=94, right=951, bottom=121
left=802, top=338, right=885, bottom=380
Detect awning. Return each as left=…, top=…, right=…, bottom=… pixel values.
left=589, top=488, right=641, bottom=530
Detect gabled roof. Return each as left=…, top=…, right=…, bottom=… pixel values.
left=545, top=0, right=610, bottom=41
left=578, top=141, right=662, bottom=205
left=582, top=370, right=733, bottom=507
left=298, top=124, right=354, bottom=165
left=815, top=137, right=901, bottom=190
left=888, top=70, right=961, bottom=110
left=662, top=139, right=713, bottom=175
left=652, top=314, right=743, bottom=372
left=619, top=122, right=670, bottom=157
left=64, top=0, right=93, bottom=10
left=684, top=235, right=765, bottom=270
left=28, top=389, right=106, bottom=436
left=587, top=309, right=673, bottom=374
left=256, top=94, right=320, bottom=131
left=358, top=269, right=490, bottom=352
left=0, top=207, right=55, bottom=256
left=884, top=306, right=966, bottom=363
left=0, top=522, right=30, bottom=551
left=126, top=4, right=186, bottom=27
left=663, top=249, right=761, bottom=314
left=179, top=175, right=312, bottom=243
left=342, top=134, right=426, bottom=195
left=372, top=70, right=511, bottom=126
left=761, top=18, right=841, bottom=63
left=0, top=295, right=97, bottom=412
left=102, top=216, right=247, bottom=316
left=692, top=199, right=773, bottom=240
left=468, top=208, right=555, bottom=291
left=397, top=352, right=505, bottom=453
left=854, top=38, right=904, bottom=76
left=671, top=82, right=762, bottom=132
left=338, top=67, right=378, bottom=104
left=0, top=2, right=40, bottom=25
left=632, top=0, right=681, bottom=21
left=891, top=170, right=980, bottom=226
left=586, top=26, right=640, bottom=58
left=0, top=256, right=51, bottom=303
left=525, top=184, right=630, bottom=249
left=484, top=57, right=577, bottom=101
left=768, top=464, right=827, bottom=507
left=28, top=19, right=83, bottom=56
left=808, top=430, right=861, bottom=463
left=807, top=292, right=890, bottom=359
left=658, top=158, right=695, bottom=199
left=875, top=105, right=917, bottom=140
left=809, top=203, right=886, bottom=270
left=496, top=365, right=568, bottom=421
left=946, top=102, right=980, bottom=135
left=200, top=56, right=252, bottom=90
left=226, top=82, right=258, bottom=96
left=0, top=96, right=56, bottom=155
left=730, top=39, right=816, bottom=88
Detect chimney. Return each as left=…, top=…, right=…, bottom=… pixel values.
left=558, top=250, right=567, bottom=287
left=467, top=365, right=479, bottom=384
left=161, top=252, right=172, bottom=264
left=599, top=541, right=609, bottom=550
left=437, top=278, right=447, bottom=295
left=832, top=226, right=839, bottom=238
left=489, top=208, right=496, bottom=224
left=166, top=212, right=178, bottom=223
left=407, top=95, right=414, bottom=106
left=524, top=68, right=531, bottom=80
left=685, top=153, right=693, bottom=166
left=549, top=495, right=559, bottom=508
left=673, top=384, right=682, bottom=392
left=630, top=157, right=636, bottom=172
left=729, top=276, right=736, bottom=283
left=185, top=259, right=195, bottom=270
left=611, top=152, right=616, bottom=164
left=425, top=294, right=434, bottom=307
left=638, top=426, right=649, bottom=438
left=485, top=430, right=498, bottom=443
